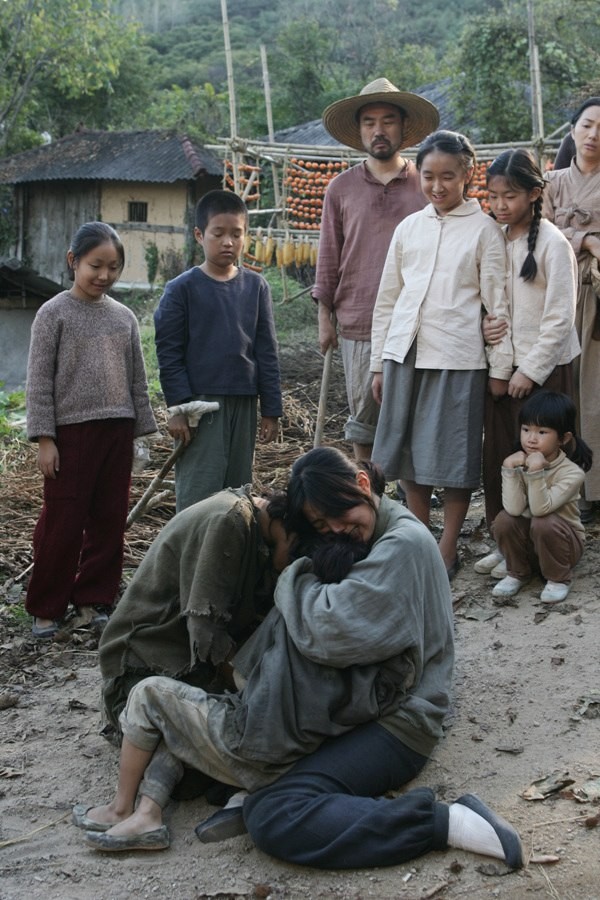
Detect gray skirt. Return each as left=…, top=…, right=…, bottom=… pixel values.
left=372, top=346, right=486, bottom=489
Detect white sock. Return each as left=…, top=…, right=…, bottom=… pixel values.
left=224, top=790, right=248, bottom=810
left=447, top=803, right=505, bottom=860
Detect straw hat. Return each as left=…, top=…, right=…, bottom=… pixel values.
left=322, top=78, right=440, bottom=152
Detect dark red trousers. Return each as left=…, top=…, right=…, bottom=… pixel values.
left=25, top=419, right=133, bottom=620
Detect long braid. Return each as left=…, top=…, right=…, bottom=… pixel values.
left=519, top=195, right=542, bottom=282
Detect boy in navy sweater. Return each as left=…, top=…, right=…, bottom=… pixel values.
left=154, top=191, right=282, bottom=510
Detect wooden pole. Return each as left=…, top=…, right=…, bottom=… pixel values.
left=313, top=313, right=336, bottom=448
left=221, top=0, right=239, bottom=194
left=527, top=0, right=545, bottom=146
left=260, top=43, right=282, bottom=220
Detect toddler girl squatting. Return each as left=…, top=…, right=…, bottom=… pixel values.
left=492, top=391, right=592, bottom=604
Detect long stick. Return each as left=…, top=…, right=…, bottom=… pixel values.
left=126, top=440, right=187, bottom=528
left=313, top=312, right=336, bottom=448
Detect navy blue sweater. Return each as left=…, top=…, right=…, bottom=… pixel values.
left=154, top=267, right=282, bottom=416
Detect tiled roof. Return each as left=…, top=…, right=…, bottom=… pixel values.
left=0, top=257, right=62, bottom=300
left=0, top=130, right=223, bottom=184
left=270, top=120, right=343, bottom=147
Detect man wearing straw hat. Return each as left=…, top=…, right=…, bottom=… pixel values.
left=313, top=78, right=439, bottom=461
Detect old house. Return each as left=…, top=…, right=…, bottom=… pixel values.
left=0, top=259, right=62, bottom=391
left=0, top=129, right=223, bottom=289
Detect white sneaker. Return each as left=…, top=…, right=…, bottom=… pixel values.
left=492, top=576, right=528, bottom=598
left=490, top=559, right=508, bottom=579
left=540, top=581, right=571, bottom=604
left=473, top=549, right=504, bottom=574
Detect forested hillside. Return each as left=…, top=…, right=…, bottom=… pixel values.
left=1, top=0, right=599, bottom=156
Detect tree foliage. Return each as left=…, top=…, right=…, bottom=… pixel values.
left=1, top=0, right=599, bottom=157
left=0, top=0, right=142, bottom=151
left=451, top=0, right=600, bottom=142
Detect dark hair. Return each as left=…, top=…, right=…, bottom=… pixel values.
left=195, top=190, right=249, bottom=233
left=519, top=391, right=593, bottom=472
left=554, top=132, right=575, bottom=169
left=416, top=130, right=476, bottom=197
left=283, top=447, right=385, bottom=537
left=355, top=101, right=406, bottom=124
left=487, top=149, right=544, bottom=282
left=310, top=534, right=370, bottom=583
left=67, top=222, right=124, bottom=280
left=570, top=96, right=600, bottom=125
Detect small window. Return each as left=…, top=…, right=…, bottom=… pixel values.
left=128, top=201, right=148, bottom=223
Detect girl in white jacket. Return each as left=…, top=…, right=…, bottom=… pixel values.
left=476, top=149, right=580, bottom=578
left=370, top=130, right=513, bottom=578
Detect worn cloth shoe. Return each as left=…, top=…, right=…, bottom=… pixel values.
left=473, top=549, right=504, bottom=574
left=490, top=559, right=508, bottom=579
left=450, top=793, right=523, bottom=869
left=492, top=576, right=528, bottom=598
left=84, top=825, right=170, bottom=852
left=540, top=581, right=571, bottom=604
left=194, top=807, right=247, bottom=843
left=31, top=618, right=60, bottom=639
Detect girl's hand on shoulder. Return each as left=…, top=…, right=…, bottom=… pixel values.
left=37, top=438, right=59, bottom=479
left=508, top=371, right=535, bottom=399
left=487, top=377, right=509, bottom=399
left=524, top=450, right=546, bottom=472
left=503, top=450, right=526, bottom=468
left=582, top=234, right=600, bottom=261
left=371, top=373, right=383, bottom=405
left=482, top=313, right=508, bottom=345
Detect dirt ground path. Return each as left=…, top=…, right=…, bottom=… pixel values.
left=1, top=346, right=599, bottom=900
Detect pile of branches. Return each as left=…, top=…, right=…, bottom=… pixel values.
left=0, top=356, right=349, bottom=592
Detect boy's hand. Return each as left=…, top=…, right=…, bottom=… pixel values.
left=259, top=416, right=278, bottom=442
left=524, top=451, right=546, bottom=472
left=482, top=313, right=508, bottom=345
left=487, top=377, right=509, bottom=399
left=371, top=372, right=383, bottom=405
left=503, top=451, right=526, bottom=468
left=508, top=371, right=535, bottom=399
left=167, top=413, right=191, bottom=445
left=38, top=437, right=59, bottom=479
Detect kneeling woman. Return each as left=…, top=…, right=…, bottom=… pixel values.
left=75, top=448, right=522, bottom=869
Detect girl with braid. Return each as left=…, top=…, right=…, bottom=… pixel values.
left=475, top=149, right=581, bottom=577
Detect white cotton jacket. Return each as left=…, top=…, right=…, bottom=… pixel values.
left=503, top=219, right=580, bottom=386
left=370, top=199, right=513, bottom=380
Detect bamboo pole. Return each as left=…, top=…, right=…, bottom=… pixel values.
left=527, top=0, right=545, bottom=146
left=220, top=0, right=239, bottom=194
left=260, top=43, right=282, bottom=219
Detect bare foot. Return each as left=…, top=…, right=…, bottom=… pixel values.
left=85, top=801, right=133, bottom=827
left=103, top=806, right=163, bottom=837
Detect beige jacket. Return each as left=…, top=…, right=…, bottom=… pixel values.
left=501, top=450, right=585, bottom=538
left=503, top=218, right=580, bottom=385
left=370, top=200, right=513, bottom=379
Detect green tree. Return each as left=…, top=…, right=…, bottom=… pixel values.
left=270, top=19, right=337, bottom=127
left=146, top=82, right=228, bottom=141
left=0, top=0, right=141, bottom=152
left=450, top=0, right=599, bottom=143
